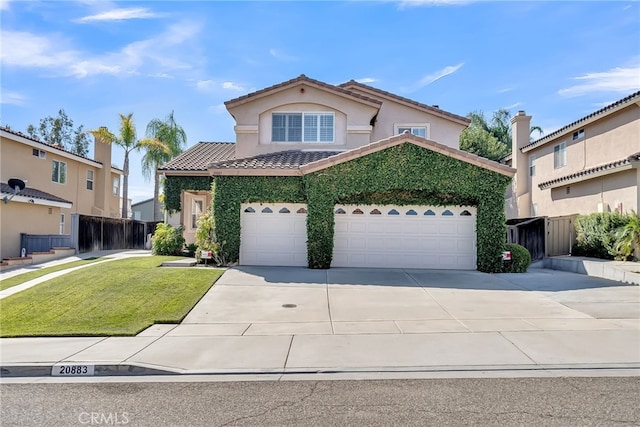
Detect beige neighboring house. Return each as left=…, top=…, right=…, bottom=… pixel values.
left=0, top=127, right=122, bottom=259
left=506, top=91, right=640, bottom=219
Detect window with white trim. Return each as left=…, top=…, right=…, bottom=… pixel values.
left=396, top=126, right=428, bottom=138
left=33, top=148, right=46, bottom=159
left=52, top=160, right=67, bottom=184
left=113, top=177, right=120, bottom=195
left=553, top=142, right=567, bottom=169
left=191, top=198, right=204, bottom=229
left=529, top=154, right=536, bottom=177
left=86, top=170, right=94, bottom=190
left=272, top=112, right=334, bottom=142
left=572, top=129, right=585, bottom=141
left=59, top=213, right=65, bottom=235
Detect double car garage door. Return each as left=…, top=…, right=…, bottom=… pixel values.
left=240, top=203, right=477, bottom=269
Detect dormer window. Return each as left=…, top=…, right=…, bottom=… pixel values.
left=272, top=112, right=334, bottom=143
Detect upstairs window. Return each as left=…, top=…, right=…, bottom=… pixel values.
left=86, top=170, right=94, bottom=190
left=396, top=124, right=429, bottom=139
left=33, top=148, right=46, bottom=159
left=554, top=142, right=567, bottom=169
left=529, top=155, right=536, bottom=177
left=272, top=112, right=334, bottom=143
left=52, top=160, right=67, bottom=184
left=113, top=177, right=120, bottom=195
left=572, top=129, right=585, bottom=141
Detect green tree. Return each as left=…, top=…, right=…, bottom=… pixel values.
left=26, top=109, right=90, bottom=156
left=143, top=111, right=187, bottom=221
left=90, top=113, right=168, bottom=218
left=460, top=110, right=544, bottom=161
left=613, top=212, right=640, bottom=260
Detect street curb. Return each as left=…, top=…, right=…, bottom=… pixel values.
left=3, top=363, right=639, bottom=378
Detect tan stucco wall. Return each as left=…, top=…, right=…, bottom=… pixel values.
left=228, top=85, right=379, bottom=158
left=0, top=202, right=61, bottom=259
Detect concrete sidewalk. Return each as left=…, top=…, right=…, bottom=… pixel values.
left=1, top=265, right=638, bottom=379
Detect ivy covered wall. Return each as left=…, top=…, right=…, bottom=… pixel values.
left=164, top=176, right=213, bottom=213
left=210, top=143, right=511, bottom=272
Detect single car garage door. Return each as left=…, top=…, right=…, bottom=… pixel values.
left=333, top=204, right=476, bottom=269
left=240, top=203, right=308, bottom=266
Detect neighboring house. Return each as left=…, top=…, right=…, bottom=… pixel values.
left=506, top=91, right=640, bottom=219
left=159, top=75, right=514, bottom=271
left=0, top=127, right=122, bottom=259
left=132, top=198, right=156, bottom=221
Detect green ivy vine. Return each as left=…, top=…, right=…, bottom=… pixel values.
left=209, top=143, right=511, bottom=272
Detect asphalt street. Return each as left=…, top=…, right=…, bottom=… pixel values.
left=2, top=377, right=639, bottom=426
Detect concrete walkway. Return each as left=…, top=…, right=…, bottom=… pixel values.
left=1, top=263, right=638, bottom=379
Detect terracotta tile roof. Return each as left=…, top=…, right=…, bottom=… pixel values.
left=538, top=153, right=640, bottom=190
left=224, top=74, right=382, bottom=108
left=339, top=80, right=470, bottom=125
left=522, top=91, right=640, bottom=153
left=209, top=150, right=342, bottom=174
left=0, top=182, right=72, bottom=205
left=158, top=142, right=236, bottom=172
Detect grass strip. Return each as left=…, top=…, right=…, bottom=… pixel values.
left=0, top=257, right=105, bottom=291
left=0, top=256, right=223, bottom=337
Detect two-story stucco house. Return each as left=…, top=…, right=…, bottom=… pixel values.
left=160, top=75, right=514, bottom=272
left=506, top=91, right=640, bottom=220
left=0, top=127, right=122, bottom=259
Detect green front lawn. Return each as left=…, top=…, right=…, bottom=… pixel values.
left=0, top=256, right=224, bottom=337
left=0, top=257, right=105, bottom=291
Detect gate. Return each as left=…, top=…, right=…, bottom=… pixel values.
left=546, top=215, right=578, bottom=257
left=73, top=214, right=159, bottom=253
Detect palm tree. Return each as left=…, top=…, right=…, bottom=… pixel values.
left=613, top=212, right=640, bottom=260
left=90, top=113, right=167, bottom=218
left=143, top=111, right=187, bottom=221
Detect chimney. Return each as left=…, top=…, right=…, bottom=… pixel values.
left=93, top=129, right=113, bottom=215
left=510, top=111, right=532, bottom=217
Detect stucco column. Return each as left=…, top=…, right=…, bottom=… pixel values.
left=510, top=111, right=532, bottom=217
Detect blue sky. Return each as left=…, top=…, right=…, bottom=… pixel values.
left=2, top=0, right=639, bottom=203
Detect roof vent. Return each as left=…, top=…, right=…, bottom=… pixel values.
left=432, top=105, right=439, bottom=109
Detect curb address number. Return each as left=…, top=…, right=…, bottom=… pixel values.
left=52, top=364, right=95, bottom=376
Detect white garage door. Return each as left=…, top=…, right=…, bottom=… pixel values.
left=333, top=205, right=476, bottom=269
left=240, top=203, right=308, bottom=266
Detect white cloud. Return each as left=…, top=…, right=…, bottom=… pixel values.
left=403, top=63, right=464, bottom=92
left=76, top=7, right=160, bottom=23
left=503, top=102, right=523, bottom=110
left=356, top=77, right=377, bottom=84
left=498, top=87, right=514, bottom=93
left=0, top=88, right=27, bottom=106
left=0, top=0, right=10, bottom=11
left=558, top=66, right=640, bottom=97
left=269, top=48, right=298, bottom=62
left=196, top=80, right=215, bottom=91
left=222, top=81, right=245, bottom=91
left=1, top=21, right=201, bottom=79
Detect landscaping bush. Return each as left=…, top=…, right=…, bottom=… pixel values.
left=502, top=243, right=531, bottom=273
left=573, top=212, right=628, bottom=259
left=612, top=211, right=640, bottom=261
left=152, top=223, right=185, bottom=256
left=195, top=211, right=226, bottom=265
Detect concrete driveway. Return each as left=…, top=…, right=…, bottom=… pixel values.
left=3, top=265, right=638, bottom=377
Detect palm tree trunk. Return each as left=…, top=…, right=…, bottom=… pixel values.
left=153, top=172, right=161, bottom=221
left=122, top=153, right=129, bottom=218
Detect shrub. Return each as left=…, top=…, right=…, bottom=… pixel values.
left=195, top=211, right=227, bottom=265
left=612, top=211, right=640, bottom=261
left=502, top=243, right=531, bottom=273
left=184, top=243, right=198, bottom=258
left=152, top=223, right=185, bottom=256
left=573, top=212, right=628, bottom=259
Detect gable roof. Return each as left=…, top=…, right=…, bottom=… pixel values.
left=158, top=142, right=236, bottom=175
left=1, top=182, right=73, bottom=208
left=224, top=74, right=383, bottom=109
left=339, top=80, right=471, bottom=126
left=300, top=133, right=514, bottom=177
left=521, top=91, right=640, bottom=153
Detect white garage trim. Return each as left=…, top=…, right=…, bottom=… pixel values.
left=333, top=204, right=476, bottom=269
left=240, top=203, right=308, bottom=266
